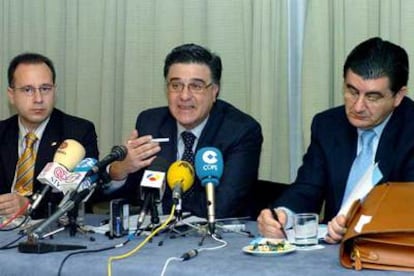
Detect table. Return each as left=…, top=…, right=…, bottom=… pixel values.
left=0, top=217, right=408, bottom=276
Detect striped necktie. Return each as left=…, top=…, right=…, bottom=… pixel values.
left=181, top=131, right=196, bottom=165
left=15, top=132, right=38, bottom=196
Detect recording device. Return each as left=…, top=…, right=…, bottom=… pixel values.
left=29, top=139, right=86, bottom=214
left=109, top=198, right=129, bottom=238
left=195, top=147, right=224, bottom=234
left=86, top=145, right=127, bottom=176
left=136, top=157, right=169, bottom=229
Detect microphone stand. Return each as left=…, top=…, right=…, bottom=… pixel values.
left=67, top=203, right=80, bottom=237
left=157, top=199, right=188, bottom=246
left=18, top=189, right=91, bottom=254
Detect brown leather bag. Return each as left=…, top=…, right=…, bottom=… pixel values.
left=340, top=182, right=414, bottom=271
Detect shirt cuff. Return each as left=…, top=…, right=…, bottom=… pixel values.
left=276, top=207, right=295, bottom=229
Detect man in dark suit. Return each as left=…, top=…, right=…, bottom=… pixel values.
left=0, top=53, right=98, bottom=219
left=109, top=43, right=263, bottom=219
left=258, top=37, right=414, bottom=243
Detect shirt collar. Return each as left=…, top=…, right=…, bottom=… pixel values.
left=18, top=116, right=50, bottom=147
left=357, top=112, right=392, bottom=138
left=177, top=115, right=209, bottom=139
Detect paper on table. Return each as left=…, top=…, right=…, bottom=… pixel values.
left=338, top=162, right=383, bottom=217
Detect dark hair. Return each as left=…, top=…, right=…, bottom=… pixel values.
left=163, top=43, right=222, bottom=86
left=8, top=52, right=56, bottom=87
left=343, top=37, right=409, bottom=95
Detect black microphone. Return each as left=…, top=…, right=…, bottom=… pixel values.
left=136, top=157, right=169, bottom=230
left=86, top=145, right=127, bottom=176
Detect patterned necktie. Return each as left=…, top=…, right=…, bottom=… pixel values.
left=342, top=130, right=376, bottom=204
left=15, top=132, right=38, bottom=196
left=181, top=131, right=196, bottom=164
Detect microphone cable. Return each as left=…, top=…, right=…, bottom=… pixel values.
left=57, top=233, right=134, bottom=276
left=160, top=232, right=228, bottom=276
left=0, top=201, right=32, bottom=250
left=0, top=200, right=30, bottom=231
left=107, top=204, right=176, bottom=276
left=0, top=233, right=26, bottom=250
left=134, top=192, right=152, bottom=235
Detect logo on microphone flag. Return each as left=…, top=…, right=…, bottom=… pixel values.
left=142, top=170, right=165, bottom=189
left=202, top=150, right=219, bottom=164
left=146, top=172, right=162, bottom=182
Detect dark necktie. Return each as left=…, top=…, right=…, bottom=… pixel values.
left=15, top=132, right=38, bottom=196
left=343, top=130, right=376, bottom=204
left=181, top=131, right=196, bottom=164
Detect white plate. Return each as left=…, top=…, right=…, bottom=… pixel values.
left=242, top=238, right=296, bottom=256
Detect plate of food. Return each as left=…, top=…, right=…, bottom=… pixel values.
left=242, top=238, right=296, bottom=256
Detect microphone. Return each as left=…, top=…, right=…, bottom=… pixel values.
left=30, top=139, right=86, bottom=214
left=18, top=186, right=90, bottom=253
left=140, top=157, right=170, bottom=203
left=167, top=160, right=195, bottom=203
left=32, top=159, right=100, bottom=238
left=195, top=147, right=224, bottom=234
left=30, top=189, right=91, bottom=239
left=86, top=145, right=127, bottom=176
left=58, top=158, right=99, bottom=207
left=136, top=157, right=169, bottom=229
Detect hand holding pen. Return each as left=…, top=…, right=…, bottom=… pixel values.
left=268, top=207, right=288, bottom=239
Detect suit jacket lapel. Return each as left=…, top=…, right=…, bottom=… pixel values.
left=35, top=110, right=62, bottom=176
left=332, top=115, right=358, bottom=209
left=1, top=117, right=19, bottom=187
left=375, top=112, right=400, bottom=182
left=158, top=116, right=177, bottom=163
left=197, top=101, right=223, bottom=149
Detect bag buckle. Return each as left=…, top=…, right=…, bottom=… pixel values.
left=351, top=247, right=362, bottom=270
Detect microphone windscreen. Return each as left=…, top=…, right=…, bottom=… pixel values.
left=167, top=160, right=195, bottom=192
left=195, top=147, right=224, bottom=186
left=111, top=145, right=128, bottom=161
left=53, top=139, right=86, bottom=171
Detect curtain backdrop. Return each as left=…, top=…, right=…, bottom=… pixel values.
left=1, top=0, right=414, bottom=184
left=301, top=0, right=414, bottom=151
left=0, top=0, right=291, bottom=182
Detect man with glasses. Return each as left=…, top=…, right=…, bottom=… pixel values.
left=258, top=37, right=414, bottom=243
left=109, top=43, right=263, bottom=219
left=0, top=52, right=98, bottom=219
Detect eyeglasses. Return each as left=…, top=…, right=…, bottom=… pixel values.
left=12, top=84, right=55, bottom=96
left=167, top=80, right=213, bottom=94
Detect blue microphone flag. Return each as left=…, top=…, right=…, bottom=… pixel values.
left=195, top=147, right=223, bottom=187
left=73, top=158, right=99, bottom=190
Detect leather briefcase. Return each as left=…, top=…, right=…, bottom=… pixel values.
left=339, top=182, right=414, bottom=271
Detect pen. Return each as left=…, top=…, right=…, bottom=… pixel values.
left=151, top=138, right=170, bottom=143
left=269, top=207, right=288, bottom=239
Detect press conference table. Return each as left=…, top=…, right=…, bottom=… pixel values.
left=0, top=216, right=408, bottom=276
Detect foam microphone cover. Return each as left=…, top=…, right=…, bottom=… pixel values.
left=194, top=147, right=224, bottom=187
left=53, top=139, right=86, bottom=171
left=167, top=160, right=195, bottom=192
